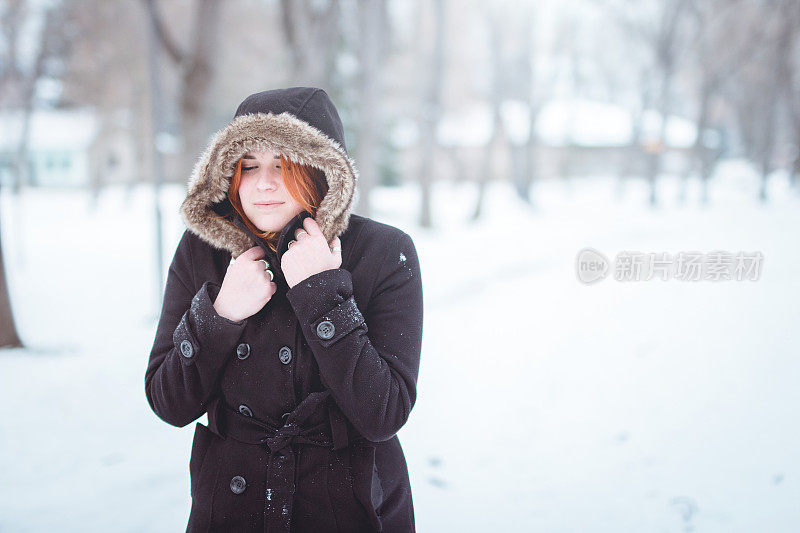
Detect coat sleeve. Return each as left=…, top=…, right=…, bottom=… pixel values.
left=286, top=230, right=423, bottom=442
left=144, top=231, right=249, bottom=428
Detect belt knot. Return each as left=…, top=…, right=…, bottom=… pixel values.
left=265, top=422, right=301, bottom=454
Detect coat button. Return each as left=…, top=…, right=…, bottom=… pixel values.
left=316, top=320, right=335, bottom=340
left=238, top=404, right=253, bottom=417
left=180, top=340, right=194, bottom=358
left=230, top=475, right=247, bottom=494
left=236, top=343, right=250, bottom=360
left=278, top=346, right=292, bottom=364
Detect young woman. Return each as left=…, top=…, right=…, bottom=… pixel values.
left=144, top=87, right=423, bottom=532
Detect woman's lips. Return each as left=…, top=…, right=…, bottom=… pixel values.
left=255, top=202, right=284, bottom=209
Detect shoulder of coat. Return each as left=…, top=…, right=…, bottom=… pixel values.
left=180, top=227, right=233, bottom=263
left=346, top=214, right=408, bottom=251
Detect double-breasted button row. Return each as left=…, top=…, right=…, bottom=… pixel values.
left=234, top=346, right=293, bottom=422
left=236, top=343, right=293, bottom=364
left=316, top=320, right=335, bottom=340
left=236, top=343, right=250, bottom=360
left=230, top=475, right=247, bottom=494
left=180, top=340, right=194, bottom=358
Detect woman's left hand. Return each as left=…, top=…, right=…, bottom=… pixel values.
left=282, top=217, right=342, bottom=288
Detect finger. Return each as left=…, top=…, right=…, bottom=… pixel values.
left=330, top=236, right=342, bottom=256
left=302, top=216, right=323, bottom=237
left=294, top=227, right=309, bottom=240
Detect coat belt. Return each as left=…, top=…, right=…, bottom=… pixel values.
left=206, top=391, right=360, bottom=532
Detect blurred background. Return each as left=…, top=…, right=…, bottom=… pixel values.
left=0, top=0, right=798, bottom=531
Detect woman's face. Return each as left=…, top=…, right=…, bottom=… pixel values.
left=238, top=150, right=305, bottom=233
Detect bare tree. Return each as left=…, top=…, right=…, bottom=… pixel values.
left=473, top=4, right=506, bottom=221
left=647, top=0, right=690, bottom=206
left=143, top=0, right=224, bottom=184
left=758, top=0, right=795, bottom=201
left=775, top=0, right=800, bottom=190
left=727, top=0, right=792, bottom=201
left=0, top=227, right=21, bottom=349
left=683, top=0, right=763, bottom=204
left=0, top=0, right=24, bottom=106
left=610, top=0, right=693, bottom=206
left=511, top=5, right=551, bottom=206
left=279, top=0, right=343, bottom=88
left=352, top=0, right=389, bottom=217
left=416, top=0, right=445, bottom=228
left=0, top=0, right=70, bottom=193
left=0, top=0, right=70, bottom=349
left=58, top=0, right=149, bottom=202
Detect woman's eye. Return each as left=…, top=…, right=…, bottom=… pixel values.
left=242, top=166, right=256, bottom=172
left=276, top=165, right=281, bottom=169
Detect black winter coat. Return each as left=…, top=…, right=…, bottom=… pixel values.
left=144, top=88, right=423, bottom=532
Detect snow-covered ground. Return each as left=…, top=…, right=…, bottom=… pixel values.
left=1, top=165, right=799, bottom=532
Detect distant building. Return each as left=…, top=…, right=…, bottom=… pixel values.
left=0, top=107, right=139, bottom=188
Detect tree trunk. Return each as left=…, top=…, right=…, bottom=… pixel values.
left=685, top=81, right=710, bottom=205
left=417, top=0, right=444, bottom=228
left=472, top=7, right=503, bottom=221
left=353, top=0, right=386, bottom=218
left=0, top=205, right=23, bottom=349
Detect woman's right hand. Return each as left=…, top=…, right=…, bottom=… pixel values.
left=213, top=246, right=277, bottom=322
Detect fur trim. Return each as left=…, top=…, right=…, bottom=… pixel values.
left=179, top=111, right=359, bottom=259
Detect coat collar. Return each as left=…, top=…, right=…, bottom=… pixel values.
left=230, top=209, right=312, bottom=268
left=179, top=110, right=359, bottom=260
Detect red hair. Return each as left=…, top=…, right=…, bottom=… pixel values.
left=213, top=154, right=328, bottom=252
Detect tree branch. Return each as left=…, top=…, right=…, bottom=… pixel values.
left=143, top=0, right=186, bottom=65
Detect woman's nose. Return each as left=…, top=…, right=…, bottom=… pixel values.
left=256, top=171, right=278, bottom=190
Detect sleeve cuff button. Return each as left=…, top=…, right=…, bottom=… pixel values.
left=316, top=320, right=335, bottom=340
left=180, top=339, right=194, bottom=358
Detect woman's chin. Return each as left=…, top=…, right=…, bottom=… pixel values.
left=252, top=215, right=289, bottom=233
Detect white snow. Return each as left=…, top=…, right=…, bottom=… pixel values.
left=535, top=98, right=633, bottom=147
left=1, top=166, right=799, bottom=532
left=428, top=98, right=699, bottom=148
left=437, top=104, right=494, bottom=146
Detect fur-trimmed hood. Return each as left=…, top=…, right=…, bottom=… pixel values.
left=179, top=87, right=358, bottom=260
